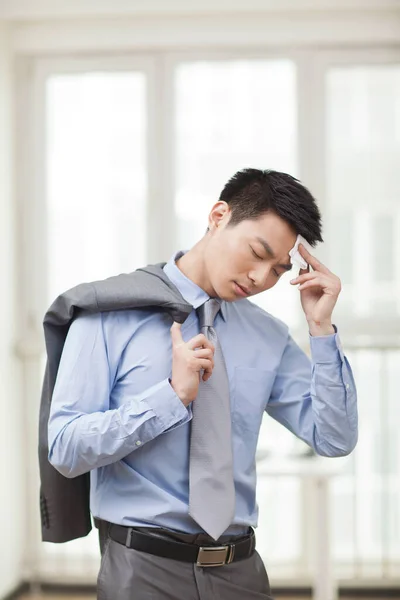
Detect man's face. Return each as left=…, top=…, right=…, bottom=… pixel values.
left=204, top=203, right=297, bottom=301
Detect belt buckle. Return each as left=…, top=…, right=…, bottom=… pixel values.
left=196, top=544, right=235, bottom=567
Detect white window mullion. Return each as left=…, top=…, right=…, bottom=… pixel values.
left=296, top=49, right=327, bottom=218
left=293, top=49, right=329, bottom=344
left=146, top=54, right=177, bottom=263
left=295, top=49, right=330, bottom=578
left=15, top=55, right=48, bottom=586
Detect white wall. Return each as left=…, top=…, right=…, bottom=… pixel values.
left=0, top=20, right=25, bottom=599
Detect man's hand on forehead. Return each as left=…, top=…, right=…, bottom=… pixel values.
left=288, top=234, right=313, bottom=270
left=290, top=243, right=341, bottom=335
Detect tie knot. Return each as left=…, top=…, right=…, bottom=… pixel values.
left=197, top=298, right=221, bottom=328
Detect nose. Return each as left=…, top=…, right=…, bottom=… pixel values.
left=248, top=264, right=272, bottom=288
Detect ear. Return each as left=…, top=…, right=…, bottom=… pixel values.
left=208, top=201, right=230, bottom=231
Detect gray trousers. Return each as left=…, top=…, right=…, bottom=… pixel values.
left=97, top=523, right=274, bottom=600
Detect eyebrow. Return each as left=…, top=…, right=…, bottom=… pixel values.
left=255, top=237, right=292, bottom=271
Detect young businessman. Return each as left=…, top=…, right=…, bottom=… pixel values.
left=48, top=169, right=358, bottom=600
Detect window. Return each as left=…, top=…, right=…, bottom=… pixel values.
left=325, top=65, right=400, bottom=323
left=325, top=62, right=400, bottom=576
left=21, top=50, right=400, bottom=584
left=175, top=59, right=301, bottom=330
left=46, top=71, right=147, bottom=303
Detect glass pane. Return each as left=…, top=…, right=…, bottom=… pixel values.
left=256, top=476, right=301, bottom=564
left=175, top=59, right=300, bottom=329
left=329, top=214, right=354, bottom=286
left=43, top=70, right=147, bottom=570
left=175, top=58, right=301, bottom=568
left=373, top=214, right=394, bottom=283
left=331, top=349, right=400, bottom=570
left=326, top=65, right=400, bottom=319
left=46, top=71, right=147, bottom=305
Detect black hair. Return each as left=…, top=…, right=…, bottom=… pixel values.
left=217, top=168, right=323, bottom=246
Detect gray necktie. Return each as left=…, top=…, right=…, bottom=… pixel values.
left=188, top=298, right=235, bottom=540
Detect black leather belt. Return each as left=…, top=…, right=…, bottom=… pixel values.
left=105, top=522, right=256, bottom=567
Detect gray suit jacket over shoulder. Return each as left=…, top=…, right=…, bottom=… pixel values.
left=39, top=263, right=193, bottom=543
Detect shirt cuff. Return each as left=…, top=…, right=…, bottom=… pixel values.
left=139, top=378, right=190, bottom=431
left=309, top=325, right=345, bottom=363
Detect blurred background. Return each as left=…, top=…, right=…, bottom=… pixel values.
left=0, top=1, right=399, bottom=599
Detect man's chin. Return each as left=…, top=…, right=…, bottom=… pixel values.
left=211, top=281, right=248, bottom=302
left=210, top=287, right=230, bottom=302
left=215, top=283, right=240, bottom=302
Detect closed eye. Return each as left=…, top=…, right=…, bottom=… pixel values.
left=250, top=246, right=280, bottom=278
left=250, top=246, right=263, bottom=260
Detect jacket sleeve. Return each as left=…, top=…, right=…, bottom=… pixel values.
left=48, top=312, right=191, bottom=478
left=266, top=328, right=358, bottom=457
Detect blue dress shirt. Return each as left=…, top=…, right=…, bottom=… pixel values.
left=48, top=250, right=358, bottom=535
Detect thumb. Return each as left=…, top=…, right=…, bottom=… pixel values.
left=170, top=321, right=183, bottom=345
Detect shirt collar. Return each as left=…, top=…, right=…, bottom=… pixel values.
left=163, top=250, right=227, bottom=322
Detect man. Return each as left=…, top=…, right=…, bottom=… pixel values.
left=48, top=168, right=358, bottom=599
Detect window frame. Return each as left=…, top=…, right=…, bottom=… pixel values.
left=15, top=41, right=400, bottom=584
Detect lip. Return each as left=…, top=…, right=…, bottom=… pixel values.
left=234, top=282, right=251, bottom=297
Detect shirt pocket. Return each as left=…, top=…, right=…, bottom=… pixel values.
left=232, top=367, right=276, bottom=434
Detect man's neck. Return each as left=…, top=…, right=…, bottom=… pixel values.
left=175, top=243, right=214, bottom=297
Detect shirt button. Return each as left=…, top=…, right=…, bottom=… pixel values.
left=136, top=440, right=142, bottom=446
left=345, top=384, right=350, bottom=390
